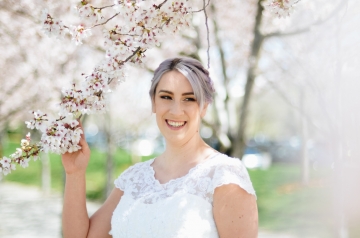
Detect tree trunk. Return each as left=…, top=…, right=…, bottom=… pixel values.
left=41, top=153, right=51, bottom=196
left=299, top=88, right=309, bottom=185
left=210, top=3, right=233, bottom=154
left=0, top=129, right=5, bottom=182
left=232, top=0, right=264, bottom=158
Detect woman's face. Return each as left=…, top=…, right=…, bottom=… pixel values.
left=152, top=70, right=207, bottom=145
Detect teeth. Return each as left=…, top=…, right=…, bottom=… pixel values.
left=167, top=120, right=185, bottom=127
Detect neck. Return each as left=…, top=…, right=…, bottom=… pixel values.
left=159, top=133, right=212, bottom=170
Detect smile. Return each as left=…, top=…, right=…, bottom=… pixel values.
left=166, top=120, right=186, bottom=128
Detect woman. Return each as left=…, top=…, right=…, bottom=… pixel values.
left=61, top=57, right=258, bottom=238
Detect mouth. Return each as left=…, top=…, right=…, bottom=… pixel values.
left=166, top=119, right=187, bottom=129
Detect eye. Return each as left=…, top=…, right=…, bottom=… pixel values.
left=184, top=97, right=196, bottom=102
left=160, top=95, right=172, bottom=100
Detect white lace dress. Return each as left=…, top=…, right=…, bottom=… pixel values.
left=109, top=153, right=256, bottom=238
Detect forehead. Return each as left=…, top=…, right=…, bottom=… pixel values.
left=157, top=70, right=193, bottom=92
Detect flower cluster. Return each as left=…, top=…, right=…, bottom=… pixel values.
left=1, top=0, right=301, bottom=176
left=1, top=0, right=192, bottom=176
left=263, top=0, right=300, bottom=18
left=24, top=111, right=83, bottom=153
left=41, top=9, right=68, bottom=39
left=0, top=133, right=40, bottom=175
left=76, top=1, right=103, bottom=25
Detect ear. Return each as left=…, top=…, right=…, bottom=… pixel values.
left=200, top=103, right=209, bottom=118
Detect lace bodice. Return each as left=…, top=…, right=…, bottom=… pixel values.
left=110, top=153, right=256, bottom=238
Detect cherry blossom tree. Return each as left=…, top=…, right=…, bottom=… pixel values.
left=182, top=0, right=345, bottom=159
left=0, top=0, right=192, bottom=175
left=0, top=0, right=301, bottom=174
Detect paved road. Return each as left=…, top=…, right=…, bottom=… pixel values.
left=0, top=182, right=295, bottom=238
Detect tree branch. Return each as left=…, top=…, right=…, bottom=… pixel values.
left=92, top=13, right=119, bottom=28
left=191, top=0, right=211, bottom=13
left=203, top=0, right=210, bottom=68
left=107, top=47, right=142, bottom=85
left=124, top=47, right=142, bottom=62
left=93, top=4, right=115, bottom=10
left=265, top=0, right=348, bottom=38
left=155, top=0, right=169, bottom=9
left=210, top=3, right=232, bottom=136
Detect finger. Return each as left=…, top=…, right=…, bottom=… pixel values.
left=76, top=119, right=90, bottom=152
left=78, top=130, right=89, bottom=151
left=77, top=119, right=86, bottom=140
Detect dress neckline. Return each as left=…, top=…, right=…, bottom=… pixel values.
left=148, top=152, right=220, bottom=188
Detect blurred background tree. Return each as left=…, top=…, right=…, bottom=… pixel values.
left=1, top=0, right=359, bottom=237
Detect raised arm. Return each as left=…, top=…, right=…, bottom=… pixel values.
left=61, top=122, right=123, bottom=238
left=213, top=184, right=258, bottom=238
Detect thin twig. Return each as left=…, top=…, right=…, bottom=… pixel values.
left=203, top=0, right=210, bottom=69
left=156, top=0, right=169, bottom=9
left=124, top=47, right=142, bottom=62
left=191, top=0, right=210, bottom=13
left=92, top=13, right=120, bottom=28
left=93, top=4, right=115, bottom=10
left=107, top=47, right=142, bottom=85
left=112, top=32, right=141, bottom=37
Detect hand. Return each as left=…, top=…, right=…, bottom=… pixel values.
left=61, top=121, right=91, bottom=175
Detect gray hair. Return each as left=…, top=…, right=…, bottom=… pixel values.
left=149, top=57, right=215, bottom=109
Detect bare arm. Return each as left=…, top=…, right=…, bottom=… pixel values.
left=62, top=172, right=89, bottom=238
left=63, top=175, right=123, bottom=238
left=61, top=122, right=123, bottom=238
left=213, top=184, right=258, bottom=238
left=87, top=188, right=123, bottom=238
left=62, top=123, right=91, bottom=238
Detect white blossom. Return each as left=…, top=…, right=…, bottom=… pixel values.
left=76, top=4, right=102, bottom=25
left=25, top=110, right=49, bottom=132
left=20, top=158, right=30, bottom=168
left=26, top=132, right=31, bottom=141
left=3, top=0, right=257, bottom=176
left=69, top=25, right=92, bottom=45
left=41, top=9, right=68, bottom=38
left=0, top=157, right=16, bottom=175
left=263, top=0, right=299, bottom=18
left=21, top=139, right=30, bottom=147
left=0, top=157, right=11, bottom=168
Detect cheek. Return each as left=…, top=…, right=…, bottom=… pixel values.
left=154, top=101, right=168, bottom=116
left=188, top=109, right=202, bottom=123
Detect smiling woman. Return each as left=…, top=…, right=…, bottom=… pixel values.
left=152, top=70, right=207, bottom=145
left=61, top=57, right=258, bottom=238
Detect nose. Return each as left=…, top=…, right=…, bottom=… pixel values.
left=169, top=100, right=184, bottom=116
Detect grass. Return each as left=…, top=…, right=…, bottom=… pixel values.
left=248, top=165, right=338, bottom=237
left=1, top=141, right=350, bottom=237
left=2, top=141, right=153, bottom=201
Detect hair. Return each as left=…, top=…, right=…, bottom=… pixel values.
left=149, top=57, right=215, bottom=109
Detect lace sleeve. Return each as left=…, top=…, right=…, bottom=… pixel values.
left=211, top=156, right=256, bottom=198
left=114, top=164, right=137, bottom=191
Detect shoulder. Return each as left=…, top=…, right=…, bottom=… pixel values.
left=209, top=153, right=256, bottom=198
left=124, top=159, right=152, bottom=173
left=212, top=153, right=244, bottom=165
left=209, top=153, right=247, bottom=174
left=114, top=159, right=154, bottom=191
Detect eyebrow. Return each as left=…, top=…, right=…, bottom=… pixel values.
left=158, top=90, right=194, bottom=96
